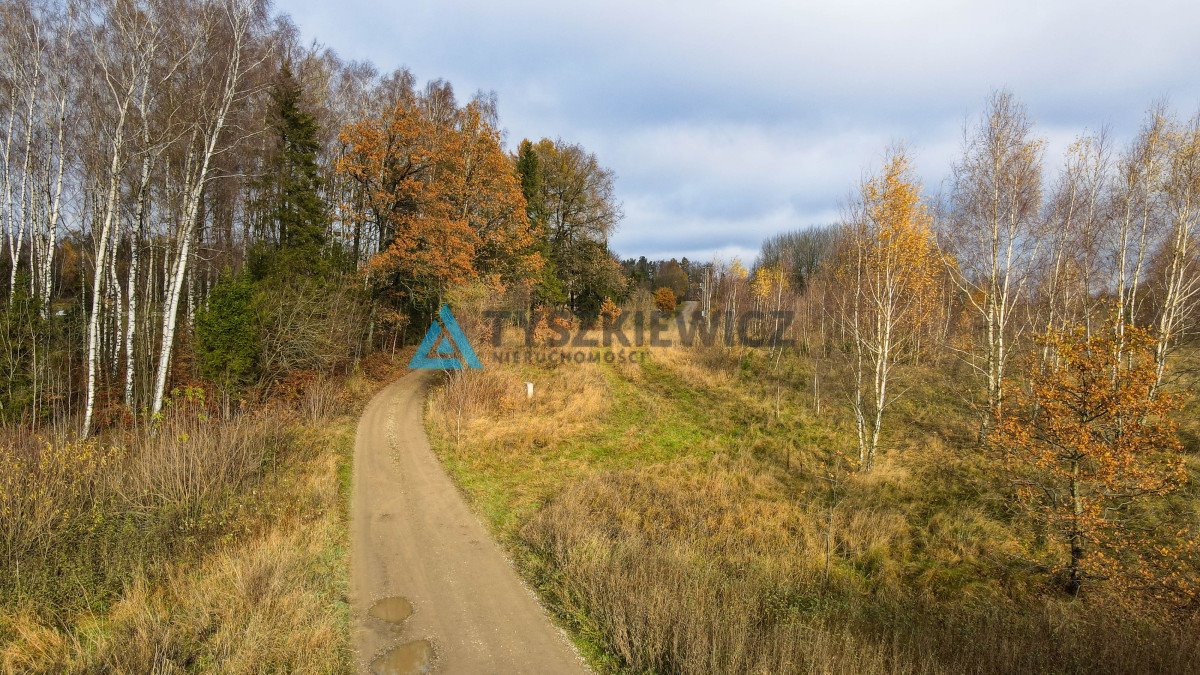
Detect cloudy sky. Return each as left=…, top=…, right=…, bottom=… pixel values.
left=278, top=0, right=1200, bottom=262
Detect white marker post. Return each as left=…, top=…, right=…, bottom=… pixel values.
left=525, top=381, right=534, bottom=400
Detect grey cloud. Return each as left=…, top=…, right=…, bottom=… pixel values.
left=281, top=0, right=1200, bottom=262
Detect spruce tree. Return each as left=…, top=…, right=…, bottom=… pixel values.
left=256, top=63, right=328, bottom=278
left=195, top=273, right=260, bottom=393
left=516, top=139, right=564, bottom=305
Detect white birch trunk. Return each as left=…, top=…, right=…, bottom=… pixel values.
left=150, top=1, right=257, bottom=414
left=81, top=86, right=134, bottom=436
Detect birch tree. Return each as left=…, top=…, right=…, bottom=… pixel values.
left=33, top=3, right=74, bottom=317
left=1152, top=114, right=1200, bottom=394
left=0, top=0, right=42, bottom=300
left=150, top=0, right=266, bottom=415
left=943, top=91, right=1044, bottom=423
left=1107, top=108, right=1168, bottom=364
left=82, top=0, right=158, bottom=435
left=839, top=148, right=940, bottom=471
left=1037, top=132, right=1109, bottom=361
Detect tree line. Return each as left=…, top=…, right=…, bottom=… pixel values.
left=0, top=0, right=627, bottom=433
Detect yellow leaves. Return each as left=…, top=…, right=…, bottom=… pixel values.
left=599, top=297, right=621, bottom=325
left=854, top=151, right=939, bottom=287
left=750, top=265, right=786, bottom=302
left=863, top=152, right=930, bottom=245
left=729, top=258, right=749, bottom=281
left=0, top=439, right=119, bottom=551
left=840, top=147, right=944, bottom=349
left=869, top=170, right=938, bottom=300
left=654, top=287, right=677, bottom=313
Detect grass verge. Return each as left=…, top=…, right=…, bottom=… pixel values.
left=427, top=343, right=1200, bottom=674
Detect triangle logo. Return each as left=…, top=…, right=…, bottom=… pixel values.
left=408, top=304, right=483, bottom=370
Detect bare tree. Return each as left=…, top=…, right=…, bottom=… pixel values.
left=942, top=90, right=1044, bottom=423
left=1107, top=107, right=1169, bottom=365
left=82, top=0, right=160, bottom=435
left=150, top=0, right=267, bottom=415
left=1, top=0, right=42, bottom=300
left=1036, top=131, right=1109, bottom=363
left=1152, top=114, right=1200, bottom=394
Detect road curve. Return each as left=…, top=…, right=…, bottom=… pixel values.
left=350, top=370, right=590, bottom=675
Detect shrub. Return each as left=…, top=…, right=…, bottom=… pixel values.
left=654, top=287, right=677, bottom=313
left=0, top=407, right=292, bottom=617
left=195, top=273, right=261, bottom=394
left=599, top=297, right=621, bottom=326
left=255, top=277, right=369, bottom=382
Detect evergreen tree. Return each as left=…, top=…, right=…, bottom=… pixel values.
left=254, top=63, right=328, bottom=278
left=516, top=139, right=565, bottom=306
left=516, top=139, right=547, bottom=226
left=635, top=256, right=650, bottom=289
left=195, top=273, right=260, bottom=394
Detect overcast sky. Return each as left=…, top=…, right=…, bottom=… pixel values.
left=278, top=0, right=1200, bottom=262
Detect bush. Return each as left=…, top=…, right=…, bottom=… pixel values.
left=0, top=286, right=45, bottom=423
left=195, top=274, right=261, bottom=394
left=0, top=379, right=360, bottom=672
left=255, top=277, right=369, bottom=384
left=654, top=287, right=677, bottom=313
left=599, top=297, right=621, bottom=326
left=0, top=398, right=295, bottom=618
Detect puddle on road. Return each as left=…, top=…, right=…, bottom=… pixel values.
left=369, top=596, right=414, bottom=624
left=370, top=639, right=434, bottom=675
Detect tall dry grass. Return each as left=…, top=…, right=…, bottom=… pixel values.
left=0, top=363, right=383, bottom=673
left=1, top=403, right=293, bottom=615
left=432, top=363, right=609, bottom=449
left=426, top=335, right=1200, bottom=674
left=520, top=457, right=1200, bottom=674
left=4, top=509, right=346, bottom=674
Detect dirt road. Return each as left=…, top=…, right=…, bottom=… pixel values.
left=350, top=370, right=590, bottom=675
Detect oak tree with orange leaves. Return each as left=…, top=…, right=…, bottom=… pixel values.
left=991, top=326, right=1187, bottom=596
left=336, top=98, right=541, bottom=319
left=654, top=287, right=677, bottom=313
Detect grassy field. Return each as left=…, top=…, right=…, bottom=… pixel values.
left=427, top=337, right=1200, bottom=674
left=4, top=329, right=1193, bottom=673
left=0, top=356, right=403, bottom=673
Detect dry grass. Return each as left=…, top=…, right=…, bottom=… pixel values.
left=432, top=361, right=610, bottom=451
left=426, top=339, right=1200, bottom=674
left=0, top=358, right=402, bottom=673
left=4, top=497, right=346, bottom=673
left=0, top=403, right=295, bottom=615
left=521, top=457, right=1200, bottom=674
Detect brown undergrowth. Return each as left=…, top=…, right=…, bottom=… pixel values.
left=0, top=353, right=406, bottom=673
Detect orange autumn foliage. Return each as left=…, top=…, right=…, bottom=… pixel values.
left=654, top=287, right=677, bottom=313
left=599, top=297, right=621, bottom=325
left=337, top=101, right=541, bottom=307
left=991, top=326, right=1188, bottom=596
